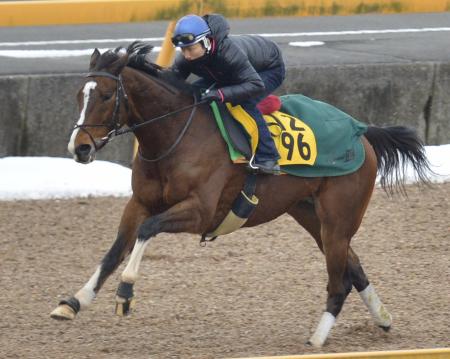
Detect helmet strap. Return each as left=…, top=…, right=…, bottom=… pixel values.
left=202, top=37, right=212, bottom=54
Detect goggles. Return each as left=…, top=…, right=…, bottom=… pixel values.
left=171, top=33, right=198, bottom=47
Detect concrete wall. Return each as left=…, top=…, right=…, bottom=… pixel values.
left=428, top=62, right=450, bottom=145
left=282, top=62, right=441, bottom=143
left=0, top=74, right=135, bottom=165
left=0, top=62, right=448, bottom=166
left=0, top=76, right=28, bottom=156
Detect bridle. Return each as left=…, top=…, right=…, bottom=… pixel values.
left=73, top=70, right=203, bottom=161
left=72, top=71, right=128, bottom=152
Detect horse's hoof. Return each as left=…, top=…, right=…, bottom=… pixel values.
left=115, top=296, right=135, bottom=316
left=306, top=339, right=323, bottom=348
left=379, top=324, right=391, bottom=332
left=50, top=304, right=76, bottom=320
left=115, top=281, right=135, bottom=316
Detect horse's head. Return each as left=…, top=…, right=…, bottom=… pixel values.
left=68, top=47, right=130, bottom=163
left=68, top=41, right=195, bottom=163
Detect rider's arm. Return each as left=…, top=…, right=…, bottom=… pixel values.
left=217, top=41, right=265, bottom=104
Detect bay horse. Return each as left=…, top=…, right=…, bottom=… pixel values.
left=51, top=42, right=431, bottom=347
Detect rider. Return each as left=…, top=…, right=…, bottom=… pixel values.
left=170, top=13, right=285, bottom=175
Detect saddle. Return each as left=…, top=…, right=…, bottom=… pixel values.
left=210, top=93, right=368, bottom=177
left=211, top=95, right=318, bottom=167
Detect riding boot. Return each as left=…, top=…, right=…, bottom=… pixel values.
left=241, top=104, right=281, bottom=175
left=254, top=120, right=281, bottom=175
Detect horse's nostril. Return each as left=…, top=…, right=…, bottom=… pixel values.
left=75, top=144, right=92, bottom=157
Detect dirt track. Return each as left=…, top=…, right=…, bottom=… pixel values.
left=0, top=183, right=449, bottom=359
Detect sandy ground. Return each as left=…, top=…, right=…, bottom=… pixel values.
left=0, top=183, right=449, bottom=359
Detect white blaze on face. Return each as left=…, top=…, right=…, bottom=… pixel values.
left=68, top=81, right=97, bottom=155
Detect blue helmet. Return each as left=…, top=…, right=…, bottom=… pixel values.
left=171, top=14, right=211, bottom=48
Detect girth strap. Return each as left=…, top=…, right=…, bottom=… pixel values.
left=200, top=173, right=258, bottom=246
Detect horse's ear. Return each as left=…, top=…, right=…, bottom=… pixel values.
left=110, top=53, right=129, bottom=75
left=90, top=48, right=101, bottom=70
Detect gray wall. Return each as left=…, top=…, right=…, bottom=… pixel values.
left=1, top=62, right=449, bottom=166
left=0, top=74, right=135, bottom=166
left=282, top=62, right=449, bottom=145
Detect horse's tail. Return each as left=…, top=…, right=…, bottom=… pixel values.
left=364, top=125, right=432, bottom=195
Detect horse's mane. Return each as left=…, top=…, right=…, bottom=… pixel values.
left=93, top=41, right=195, bottom=95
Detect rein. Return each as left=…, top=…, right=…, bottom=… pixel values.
left=135, top=99, right=198, bottom=162
left=74, top=70, right=206, bottom=162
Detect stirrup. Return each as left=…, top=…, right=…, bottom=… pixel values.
left=246, top=155, right=281, bottom=175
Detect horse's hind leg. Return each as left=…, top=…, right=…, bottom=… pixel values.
left=308, top=197, right=353, bottom=347
left=50, top=196, right=148, bottom=320
left=288, top=188, right=391, bottom=346
left=347, top=247, right=392, bottom=330
left=289, top=200, right=351, bottom=346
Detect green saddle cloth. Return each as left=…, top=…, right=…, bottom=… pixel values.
left=212, top=94, right=368, bottom=177
left=279, top=94, right=368, bottom=177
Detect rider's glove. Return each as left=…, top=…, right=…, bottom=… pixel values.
left=201, top=89, right=224, bottom=103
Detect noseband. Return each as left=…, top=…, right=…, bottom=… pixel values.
left=73, top=70, right=202, bottom=162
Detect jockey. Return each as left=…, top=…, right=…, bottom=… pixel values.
left=170, top=13, right=285, bottom=175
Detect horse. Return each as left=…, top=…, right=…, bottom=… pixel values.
left=50, top=42, right=431, bottom=347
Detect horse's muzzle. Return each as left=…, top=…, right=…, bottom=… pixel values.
left=74, top=144, right=96, bottom=164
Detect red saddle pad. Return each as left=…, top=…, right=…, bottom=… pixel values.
left=257, top=95, right=281, bottom=115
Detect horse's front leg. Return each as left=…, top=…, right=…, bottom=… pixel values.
left=50, top=196, right=149, bottom=320
left=115, top=197, right=204, bottom=316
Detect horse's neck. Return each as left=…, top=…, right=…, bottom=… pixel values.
left=124, top=68, right=194, bottom=157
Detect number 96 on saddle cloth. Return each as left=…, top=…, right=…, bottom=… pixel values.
left=225, top=103, right=318, bottom=166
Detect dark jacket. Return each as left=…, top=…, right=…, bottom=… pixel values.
left=171, top=14, right=284, bottom=103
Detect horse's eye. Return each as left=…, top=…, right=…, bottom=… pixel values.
left=101, top=93, right=114, bottom=102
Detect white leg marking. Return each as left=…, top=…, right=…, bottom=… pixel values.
left=309, top=312, right=336, bottom=347
left=74, top=266, right=101, bottom=309
left=68, top=81, right=97, bottom=155
left=359, top=283, right=392, bottom=327
left=121, top=240, right=149, bottom=284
